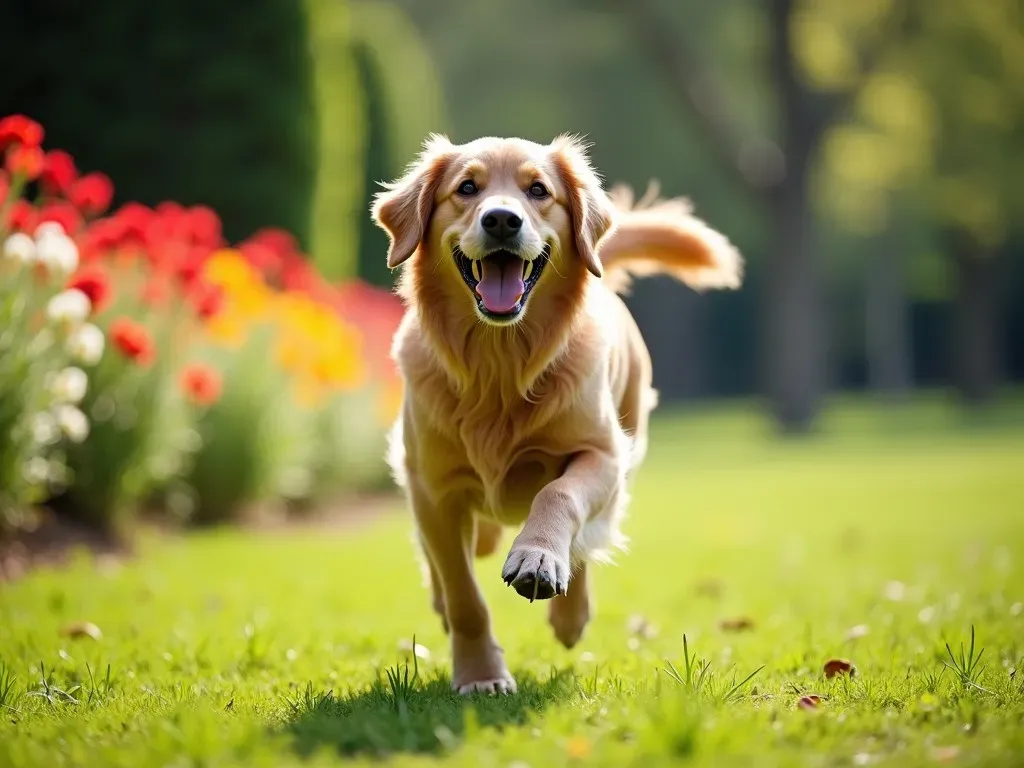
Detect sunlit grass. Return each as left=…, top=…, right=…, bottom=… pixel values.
left=1, top=398, right=1023, bottom=767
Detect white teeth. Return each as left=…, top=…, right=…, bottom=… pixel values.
left=522, top=260, right=533, bottom=281
left=471, top=260, right=482, bottom=282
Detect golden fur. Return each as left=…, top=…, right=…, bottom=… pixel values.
left=372, top=134, right=742, bottom=694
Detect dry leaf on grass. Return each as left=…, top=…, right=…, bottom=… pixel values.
left=797, top=695, right=821, bottom=710
left=719, top=616, right=755, bottom=633
left=61, top=621, right=102, bottom=640
left=824, top=658, right=855, bottom=679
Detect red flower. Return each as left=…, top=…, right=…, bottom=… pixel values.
left=5, top=200, right=38, bottom=232
left=186, top=206, right=222, bottom=247
left=0, top=115, right=44, bottom=150
left=179, top=363, right=222, bottom=406
left=188, top=281, right=224, bottom=319
left=68, top=172, right=114, bottom=217
left=109, top=317, right=155, bottom=366
left=38, top=202, right=84, bottom=236
left=239, top=241, right=282, bottom=278
left=67, top=265, right=113, bottom=313
left=0, top=171, right=9, bottom=205
left=39, top=150, right=78, bottom=196
left=6, top=145, right=45, bottom=180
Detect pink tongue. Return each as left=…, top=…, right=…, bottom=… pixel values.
left=475, top=259, right=525, bottom=314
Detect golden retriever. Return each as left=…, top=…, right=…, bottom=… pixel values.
left=372, top=134, right=742, bottom=694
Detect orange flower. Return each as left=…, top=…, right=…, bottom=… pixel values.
left=67, top=265, right=113, bottom=314
left=179, top=363, right=222, bottom=406
left=0, top=115, right=44, bottom=149
left=109, top=317, right=155, bottom=366
left=39, top=150, right=78, bottom=196
left=5, top=145, right=45, bottom=180
left=68, top=173, right=114, bottom=217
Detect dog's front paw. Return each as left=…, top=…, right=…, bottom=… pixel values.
left=501, top=544, right=569, bottom=601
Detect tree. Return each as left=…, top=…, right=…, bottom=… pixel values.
left=0, top=0, right=318, bottom=247
left=904, top=0, right=1024, bottom=405
left=618, top=0, right=912, bottom=432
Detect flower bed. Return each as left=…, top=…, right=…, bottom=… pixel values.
left=1, top=114, right=403, bottom=537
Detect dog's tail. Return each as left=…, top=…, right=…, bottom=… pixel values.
left=598, top=181, right=744, bottom=295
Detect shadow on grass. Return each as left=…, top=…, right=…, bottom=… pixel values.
left=279, top=665, right=575, bottom=758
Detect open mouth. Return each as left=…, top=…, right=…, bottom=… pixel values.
left=453, top=245, right=550, bottom=321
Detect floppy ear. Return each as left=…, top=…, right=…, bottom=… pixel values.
left=550, top=134, right=615, bottom=278
left=372, top=135, right=455, bottom=269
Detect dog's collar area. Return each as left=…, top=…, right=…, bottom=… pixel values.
left=453, top=245, right=550, bottom=323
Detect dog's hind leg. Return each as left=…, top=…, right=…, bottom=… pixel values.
left=474, top=516, right=503, bottom=558
left=548, top=561, right=591, bottom=648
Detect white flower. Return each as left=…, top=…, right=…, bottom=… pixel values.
left=22, top=457, right=51, bottom=486
left=30, top=412, right=60, bottom=446
left=35, top=221, right=67, bottom=240
left=66, top=323, right=105, bottom=365
left=46, top=289, right=91, bottom=327
left=55, top=404, right=90, bottom=443
left=35, top=230, right=79, bottom=275
left=50, top=366, right=89, bottom=404
left=3, top=232, right=37, bottom=263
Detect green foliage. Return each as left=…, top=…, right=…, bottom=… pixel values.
left=2, top=400, right=1024, bottom=765
left=306, top=0, right=365, bottom=280
left=179, top=331, right=316, bottom=525
left=351, top=42, right=395, bottom=288
left=0, top=1, right=318, bottom=247
left=58, top=269, right=198, bottom=535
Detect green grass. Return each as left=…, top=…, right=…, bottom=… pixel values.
left=2, top=398, right=1024, bottom=767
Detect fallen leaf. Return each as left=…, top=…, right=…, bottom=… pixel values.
left=61, top=621, right=102, bottom=640
left=824, top=658, right=855, bottom=679
left=846, top=624, right=870, bottom=640
left=798, top=695, right=821, bottom=710
left=719, top=617, right=755, bottom=633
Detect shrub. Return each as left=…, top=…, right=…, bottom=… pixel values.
left=1, top=114, right=403, bottom=536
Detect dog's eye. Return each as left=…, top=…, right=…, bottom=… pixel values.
left=457, top=179, right=478, bottom=196
left=528, top=182, right=549, bottom=199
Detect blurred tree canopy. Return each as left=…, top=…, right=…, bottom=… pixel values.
left=0, top=0, right=318, bottom=248
left=2, top=0, right=1019, bottom=431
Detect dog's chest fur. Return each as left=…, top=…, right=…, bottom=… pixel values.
left=396, top=322, right=610, bottom=522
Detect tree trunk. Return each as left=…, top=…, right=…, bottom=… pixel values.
left=952, top=240, right=1003, bottom=405
left=762, top=180, right=825, bottom=432
left=762, top=0, right=826, bottom=433
left=865, top=243, right=912, bottom=401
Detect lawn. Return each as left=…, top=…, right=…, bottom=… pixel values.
left=2, top=398, right=1023, bottom=767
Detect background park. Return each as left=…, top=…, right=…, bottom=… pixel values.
left=1, top=1, right=1022, bottom=765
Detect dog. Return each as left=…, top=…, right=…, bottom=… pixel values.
left=372, top=134, right=742, bottom=694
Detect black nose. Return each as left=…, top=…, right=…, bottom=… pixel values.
left=480, top=207, right=523, bottom=241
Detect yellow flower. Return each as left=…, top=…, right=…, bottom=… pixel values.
left=204, top=312, right=248, bottom=349
left=203, top=250, right=262, bottom=291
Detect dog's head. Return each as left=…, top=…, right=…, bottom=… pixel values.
left=372, top=134, right=612, bottom=326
